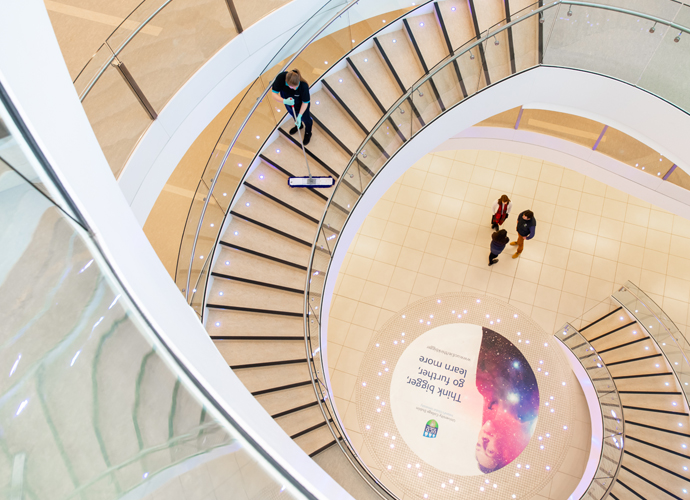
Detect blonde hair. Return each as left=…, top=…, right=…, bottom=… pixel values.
left=499, top=194, right=511, bottom=204
left=286, top=69, right=308, bottom=87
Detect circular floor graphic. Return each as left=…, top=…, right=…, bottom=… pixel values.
left=390, top=323, right=539, bottom=476
left=355, top=293, right=577, bottom=500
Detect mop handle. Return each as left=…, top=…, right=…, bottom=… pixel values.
left=291, top=105, right=313, bottom=179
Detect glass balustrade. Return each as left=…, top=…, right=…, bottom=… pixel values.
left=0, top=84, right=312, bottom=500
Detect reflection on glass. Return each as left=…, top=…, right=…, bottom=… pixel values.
left=0, top=88, right=308, bottom=500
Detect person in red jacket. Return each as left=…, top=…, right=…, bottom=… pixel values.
left=491, top=195, right=512, bottom=231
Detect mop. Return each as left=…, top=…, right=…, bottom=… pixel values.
left=287, top=105, right=334, bottom=188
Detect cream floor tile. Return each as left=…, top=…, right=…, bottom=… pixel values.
left=586, top=277, right=614, bottom=301
left=444, top=178, right=470, bottom=201
left=374, top=241, right=402, bottom=266
left=359, top=281, right=389, bottom=308
left=668, top=255, right=690, bottom=276
left=673, top=215, right=690, bottom=235
left=553, top=206, right=578, bottom=229
left=328, top=343, right=342, bottom=369
left=382, top=221, right=409, bottom=245
left=539, top=264, right=566, bottom=289
left=360, top=217, right=387, bottom=238
left=602, top=198, right=627, bottom=221
left=418, top=253, right=446, bottom=278
left=670, top=234, right=690, bottom=258
left=437, top=196, right=463, bottom=218
left=518, top=157, right=542, bottom=180
left=561, top=271, right=590, bottom=297
left=367, top=262, right=395, bottom=286
left=425, top=233, right=452, bottom=258
left=343, top=324, right=374, bottom=352
left=531, top=306, right=557, bottom=332
left=410, top=208, right=436, bottom=231
left=594, top=236, right=620, bottom=261
left=370, top=199, right=394, bottom=220
left=625, top=204, right=651, bottom=227
left=649, top=209, right=674, bottom=233
left=558, top=187, right=582, bottom=210
left=575, top=212, right=601, bottom=235
left=338, top=275, right=366, bottom=301
left=459, top=201, right=485, bottom=223
left=381, top=288, right=412, bottom=312
left=576, top=233, right=598, bottom=255
left=402, top=227, right=431, bottom=252
left=535, top=182, right=559, bottom=204
left=540, top=163, right=564, bottom=185
left=567, top=251, right=593, bottom=275
left=582, top=176, right=607, bottom=196
left=346, top=254, right=374, bottom=279
left=388, top=203, right=415, bottom=226
left=639, top=269, right=667, bottom=296
left=646, top=228, right=672, bottom=254
left=520, top=239, right=547, bottom=262
left=351, top=302, right=381, bottom=329
left=402, top=168, right=427, bottom=188
left=558, top=292, right=587, bottom=319
left=641, top=248, right=668, bottom=274
left=330, top=370, right=357, bottom=400
left=417, top=191, right=443, bottom=212
left=330, top=295, right=359, bottom=322
left=598, top=217, right=623, bottom=240
left=510, top=279, right=538, bottom=304
left=532, top=200, right=556, bottom=223
left=469, top=165, right=495, bottom=187
left=428, top=154, right=453, bottom=175
left=449, top=161, right=474, bottom=182
left=465, top=265, right=492, bottom=291
left=397, top=247, right=424, bottom=272
left=509, top=299, right=534, bottom=316
left=491, top=171, right=516, bottom=192
left=591, top=256, right=616, bottom=282
left=618, top=242, right=645, bottom=267
left=515, top=258, right=543, bottom=284
left=614, top=263, right=641, bottom=286
left=475, top=150, right=500, bottom=169
left=431, top=214, right=458, bottom=235
left=496, top=153, right=521, bottom=174
left=464, top=184, right=491, bottom=206
left=548, top=225, right=574, bottom=248
left=664, top=276, right=690, bottom=302
left=328, top=318, right=351, bottom=345
left=543, top=245, right=570, bottom=269
left=411, top=274, right=440, bottom=296
left=440, top=259, right=469, bottom=284
left=486, top=272, right=514, bottom=298
left=436, top=280, right=463, bottom=293
left=447, top=239, right=474, bottom=263
left=534, top=285, right=562, bottom=312
left=395, top=185, right=422, bottom=207
left=512, top=177, right=538, bottom=198
left=389, top=266, right=418, bottom=292
left=605, top=185, right=629, bottom=202
left=578, top=192, right=605, bottom=216
left=336, top=347, right=365, bottom=376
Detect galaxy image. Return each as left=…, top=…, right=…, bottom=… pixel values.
left=474, top=327, right=539, bottom=474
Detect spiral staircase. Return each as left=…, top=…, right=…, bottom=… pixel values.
left=192, top=1, right=690, bottom=498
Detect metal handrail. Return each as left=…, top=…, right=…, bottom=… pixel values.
left=78, top=0, right=175, bottom=101
left=556, top=323, right=624, bottom=499
left=297, top=3, right=690, bottom=498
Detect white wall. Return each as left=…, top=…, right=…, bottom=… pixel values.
left=0, top=1, right=353, bottom=498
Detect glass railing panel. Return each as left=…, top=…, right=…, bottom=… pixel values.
left=637, top=4, right=690, bottom=114
left=203, top=94, right=282, bottom=214
left=81, top=64, right=155, bottom=178
left=429, top=63, right=464, bottom=111
left=115, top=0, right=238, bottom=113
left=509, top=1, right=540, bottom=72
left=409, top=79, right=443, bottom=125
left=483, top=21, right=512, bottom=83
left=453, top=45, right=485, bottom=95
left=103, top=0, right=176, bottom=55
left=585, top=0, right=685, bottom=21
left=347, top=3, right=417, bottom=46
left=73, top=43, right=116, bottom=98
left=542, top=5, right=665, bottom=86
left=1, top=87, right=312, bottom=500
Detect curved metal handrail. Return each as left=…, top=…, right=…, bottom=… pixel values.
left=299, top=2, right=690, bottom=498
left=556, top=323, right=625, bottom=499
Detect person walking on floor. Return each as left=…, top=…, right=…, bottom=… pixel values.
left=271, top=69, right=314, bottom=145
left=489, top=229, right=510, bottom=266
left=491, top=195, right=512, bottom=231
left=511, top=210, right=536, bottom=259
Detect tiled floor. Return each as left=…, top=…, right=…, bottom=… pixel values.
left=326, top=149, right=690, bottom=497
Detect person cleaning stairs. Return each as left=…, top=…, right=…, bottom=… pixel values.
left=271, top=69, right=313, bottom=145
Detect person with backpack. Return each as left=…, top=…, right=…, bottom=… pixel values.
left=271, top=69, right=313, bottom=145
left=511, top=210, right=537, bottom=258
left=489, top=229, right=510, bottom=266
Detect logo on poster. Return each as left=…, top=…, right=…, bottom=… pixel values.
left=423, top=419, right=438, bottom=438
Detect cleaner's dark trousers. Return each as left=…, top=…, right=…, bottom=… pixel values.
left=286, top=105, right=313, bottom=135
